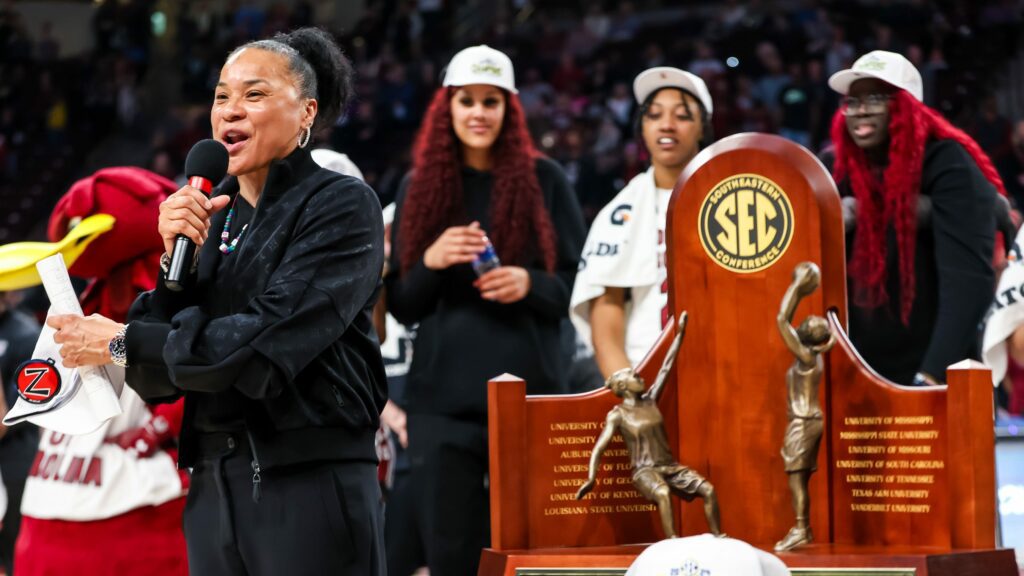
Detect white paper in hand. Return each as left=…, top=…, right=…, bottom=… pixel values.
left=2, top=254, right=124, bottom=435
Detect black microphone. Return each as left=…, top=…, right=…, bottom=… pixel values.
left=165, top=139, right=229, bottom=291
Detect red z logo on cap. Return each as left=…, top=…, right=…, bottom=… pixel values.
left=16, top=359, right=62, bottom=404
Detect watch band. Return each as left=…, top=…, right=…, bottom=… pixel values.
left=160, top=251, right=199, bottom=275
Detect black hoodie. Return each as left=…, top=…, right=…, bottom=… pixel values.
left=386, top=158, right=586, bottom=421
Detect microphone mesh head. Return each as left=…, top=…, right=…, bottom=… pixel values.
left=184, top=139, right=229, bottom=182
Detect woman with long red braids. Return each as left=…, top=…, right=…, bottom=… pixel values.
left=386, top=45, right=586, bottom=575
left=827, top=50, right=1003, bottom=386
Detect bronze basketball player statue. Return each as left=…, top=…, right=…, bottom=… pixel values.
left=775, top=262, right=835, bottom=552
left=576, top=313, right=723, bottom=538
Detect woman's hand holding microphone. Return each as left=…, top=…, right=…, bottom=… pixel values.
left=47, top=185, right=233, bottom=369
left=157, top=185, right=232, bottom=257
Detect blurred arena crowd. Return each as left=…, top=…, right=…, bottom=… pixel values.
left=0, top=1, right=1023, bottom=575
left=2, top=0, right=1022, bottom=237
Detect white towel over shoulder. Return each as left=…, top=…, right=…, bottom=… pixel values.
left=983, top=226, right=1024, bottom=386
left=569, top=168, right=662, bottom=366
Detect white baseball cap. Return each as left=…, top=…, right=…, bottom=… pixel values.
left=633, top=67, right=713, bottom=117
left=311, top=148, right=365, bottom=181
left=3, top=311, right=126, bottom=436
left=442, top=45, right=518, bottom=94
left=626, top=535, right=791, bottom=576
left=828, top=50, right=923, bottom=102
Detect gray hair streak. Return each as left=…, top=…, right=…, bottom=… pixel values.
left=227, top=40, right=318, bottom=101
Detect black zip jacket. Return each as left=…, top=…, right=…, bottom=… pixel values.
left=124, top=147, right=387, bottom=468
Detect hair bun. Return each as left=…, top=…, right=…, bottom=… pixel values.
left=278, top=27, right=354, bottom=133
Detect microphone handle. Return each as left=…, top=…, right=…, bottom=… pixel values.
left=164, top=175, right=212, bottom=292
left=165, top=235, right=197, bottom=292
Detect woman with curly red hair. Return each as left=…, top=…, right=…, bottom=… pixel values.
left=827, top=50, right=1003, bottom=386
left=385, top=45, right=586, bottom=574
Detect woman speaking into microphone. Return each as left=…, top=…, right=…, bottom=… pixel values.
left=45, top=28, right=387, bottom=575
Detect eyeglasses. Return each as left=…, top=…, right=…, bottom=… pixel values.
left=840, top=94, right=891, bottom=115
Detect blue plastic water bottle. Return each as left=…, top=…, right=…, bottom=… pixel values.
left=472, top=237, right=501, bottom=276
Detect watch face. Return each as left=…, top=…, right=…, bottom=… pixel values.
left=109, top=330, right=128, bottom=367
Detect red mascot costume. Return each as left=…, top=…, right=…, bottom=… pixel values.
left=14, top=167, right=189, bottom=575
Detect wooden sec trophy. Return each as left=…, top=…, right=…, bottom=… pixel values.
left=481, top=133, right=1016, bottom=576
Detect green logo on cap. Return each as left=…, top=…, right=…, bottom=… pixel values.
left=856, top=56, right=887, bottom=72
left=471, top=59, right=503, bottom=77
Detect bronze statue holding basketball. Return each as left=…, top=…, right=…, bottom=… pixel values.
left=775, top=262, right=835, bottom=551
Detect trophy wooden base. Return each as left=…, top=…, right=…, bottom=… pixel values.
left=479, top=545, right=644, bottom=576
left=778, top=543, right=1018, bottom=575
left=479, top=544, right=1018, bottom=576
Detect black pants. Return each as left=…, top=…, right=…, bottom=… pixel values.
left=406, top=414, right=490, bottom=576
left=385, top=468, right=425, bottom=576
left=184, top=433, right=385, bottom=576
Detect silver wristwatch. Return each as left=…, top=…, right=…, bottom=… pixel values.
left=109, top=325, right=128, bottom=368
left=160, top=252, right=199, bottom=275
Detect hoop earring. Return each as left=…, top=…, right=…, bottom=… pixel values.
left=298, top=126, right=311, bottom=149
